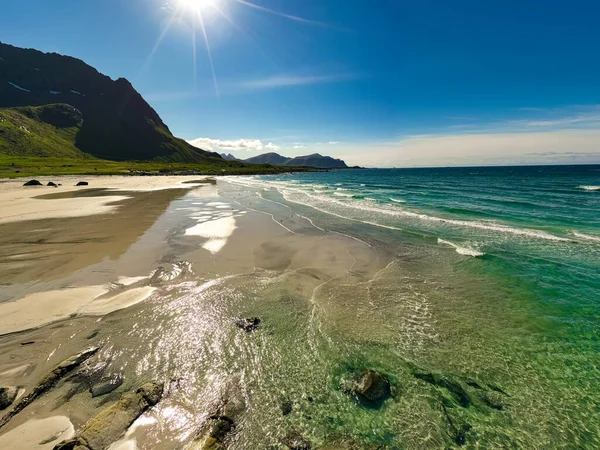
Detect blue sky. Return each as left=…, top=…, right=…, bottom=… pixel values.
left=2, top=0, right=600, bottom=167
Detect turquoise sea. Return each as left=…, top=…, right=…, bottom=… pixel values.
left=228, top=164, right=600, bottom=448
left=2, top=166, right=599, bottom=449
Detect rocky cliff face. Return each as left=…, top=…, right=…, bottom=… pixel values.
left=0, top=42, right=220, bottom=162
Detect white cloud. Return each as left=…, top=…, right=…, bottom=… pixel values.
left=328, top=141, right=340, bottom=145
left=293, top=145, right=306, bottom=149
left=340, top=130, right=600, bottom=168
left=188, top=137, right=280, bottom=153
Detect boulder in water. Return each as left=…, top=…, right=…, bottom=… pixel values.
left=342, top=369, right=392, bottom=408
left=281, top=400, right=293, bottom=416
left=47, top=182, right=58, bottom=187
left=283, top=429, right=311, bottom=450
left=75, top=181, right=88, bottom=186
left=235, top=318, right=261, bottom=332
left=23, top=179, right=42, bottom=186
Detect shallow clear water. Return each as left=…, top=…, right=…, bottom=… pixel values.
left=1, top=169, right=599, bottom=449
left=223, top=165, right=600, bottom=448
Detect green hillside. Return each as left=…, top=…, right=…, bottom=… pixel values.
left=0, top=104, right=88, bottom=159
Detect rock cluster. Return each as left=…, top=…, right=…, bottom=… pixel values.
left=54, top=382, right=164, bottom=450
left=0, top=347, right=99, bottom=429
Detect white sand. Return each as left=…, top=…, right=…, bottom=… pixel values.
left=0, top=285, right=156, bottom=335
left=0, top=416, right=75, bottom=450
left=79, top=287, right=157, bottom=315
left=0, top=176, right=210, bottom=224
left=185, top=216, right=237, bottom=254
left=117, top=276, right=149, bottom=286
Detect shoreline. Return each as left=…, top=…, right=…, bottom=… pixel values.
left=0, top=172, right=598, bottom=448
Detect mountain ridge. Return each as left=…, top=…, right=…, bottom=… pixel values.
left=0, top=42, right=221, bottom=163
left=241, top=152, right=348, bottom=168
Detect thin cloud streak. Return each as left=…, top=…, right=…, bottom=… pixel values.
left=237, top=73, right=359, bottom=89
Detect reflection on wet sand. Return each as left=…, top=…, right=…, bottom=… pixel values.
left=0, top=188, right=188, bottom=285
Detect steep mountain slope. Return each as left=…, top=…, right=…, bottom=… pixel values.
left=245, top=152, right=290, bottom=165
left=243, top=152, right=348, bottom=168
left=0, top=42, right=221, bottom=163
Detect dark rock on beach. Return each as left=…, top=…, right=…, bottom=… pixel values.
left=235, top=317, right=261, bottom=332
left=0, top=386, right=18, bottom=410
left=76, top=181, right=88, bottom=186
left=47, top=181, right=58, bottom=187
left=23, top=179, right=42, bottom=186
left=0, top=347, right=99, bottom=429
left=54, top=382, right=163, bottom=450
left=342, top=369, right=392, bottom=408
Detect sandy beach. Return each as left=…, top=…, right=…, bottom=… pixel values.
left=1, top=172, right=597, bottom=449
left=0, top=175, right=390, bottom=449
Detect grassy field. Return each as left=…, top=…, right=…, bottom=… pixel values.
left=0, top=155, right=313, bottom=179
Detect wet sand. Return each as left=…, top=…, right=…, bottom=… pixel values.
left=0, top=175, right=391, bottom=449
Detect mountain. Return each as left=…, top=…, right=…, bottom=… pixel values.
left=0, top=42, right=222, bottom=163
left=245, top=152, right=290, bottom=165
left=244, top=152, right=348, bottom=168
left=284, top=153, right=348, bottom=168
left=220, top=153, right=240, bottom=161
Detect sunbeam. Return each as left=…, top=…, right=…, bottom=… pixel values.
left=234, top=0, right=329, bottom=27
left=146, top=0, right=331, bottom=95
left=195, top=10, right=220, bottom=98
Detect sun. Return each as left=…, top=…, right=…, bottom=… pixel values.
left=176, top=0, right=217, bottom=12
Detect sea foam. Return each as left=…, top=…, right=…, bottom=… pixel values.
left=572, top=231, right=600, bottom=243
left=438, top=238, right=485, bottom=257
left=578, top=185, right=600, bottom=191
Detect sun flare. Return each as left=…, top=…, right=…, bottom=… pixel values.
left=176, top=0, right=217, bottom=12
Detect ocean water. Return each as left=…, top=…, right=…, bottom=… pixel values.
left=224, top=165, right=600, bottom=448
left=2, top=169, right=599, bottom=449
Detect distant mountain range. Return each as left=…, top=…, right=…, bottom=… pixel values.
left=221, top=151, right=348, bottom=168
left=0, top=41, right=351, bottom=171
left=0, top=42, right=223, bottom=163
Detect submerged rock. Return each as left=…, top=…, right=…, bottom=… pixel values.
left=90, top=375, right=124, bottom=398
left=23, top=179, right=42, bottom=186
left=342, top=369, right=392, bottom=408
left=187, top=416, right=234, bottom=450
left=283, top=429, right=311, bottom=450
left=47, top=182, right=58, bottom=187
left=414, top=372, right=472, bottom=408
left=0, top=386, right=18, bottom=410
left=187, top=377, right=246, bottom=449
left=0, top=347, right=99, bottom=430
left=454, top=423, right=472, bottom=446
left=479, top=391, right=504, bottom=410
left=54, top=382, right=164, bottom=450
left=235, top=318, right=261, bottom=332
left=281, top=400, right=293, bottom=416
left=76, top=181, right=88, bottom=186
